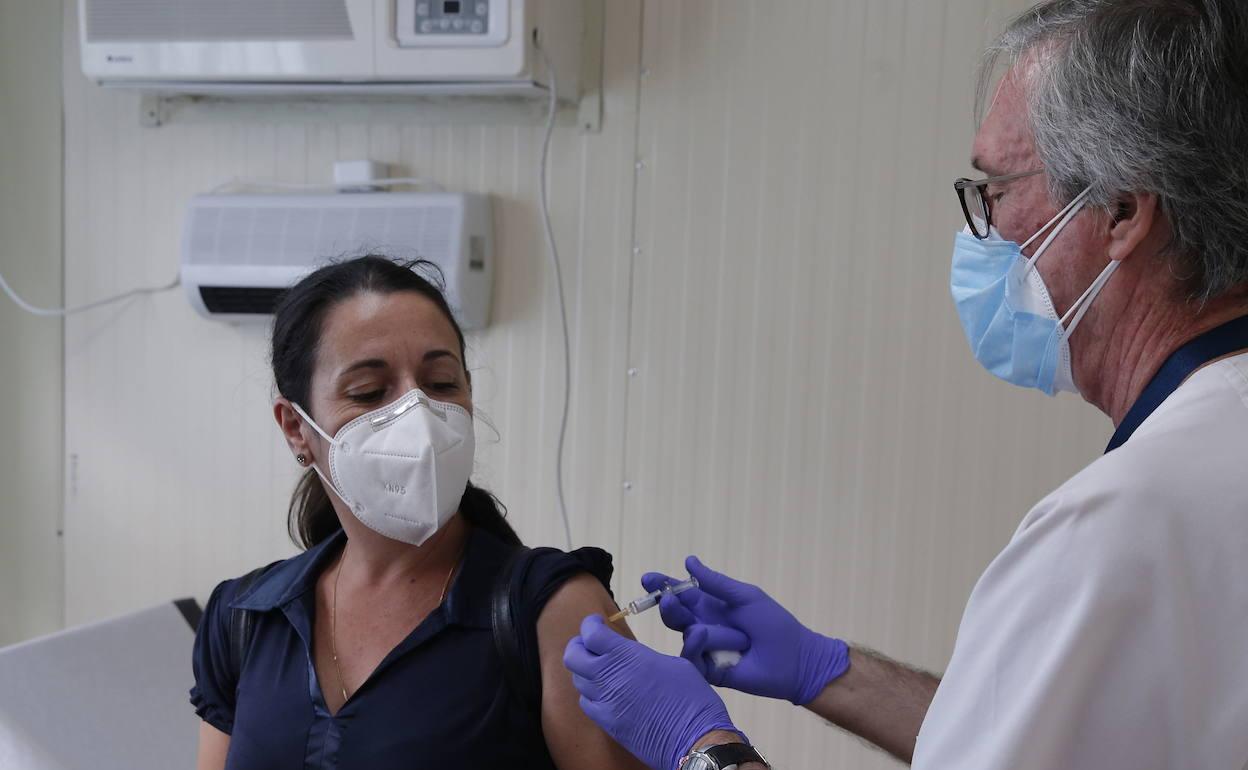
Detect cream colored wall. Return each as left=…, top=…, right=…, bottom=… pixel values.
left=55, top=0, right=1112, bottom=766
left=0, top=0, right=65, bottom=647
left=619, top=4, right=1110, bottom=766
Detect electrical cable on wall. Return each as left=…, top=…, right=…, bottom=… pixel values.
left=0, top=271, right=179, bottom=317
left=535, top=33, right=574, bottom=551
left=2, top=175, right=438, bottom=317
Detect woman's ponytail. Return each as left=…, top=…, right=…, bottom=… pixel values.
left=458, top=481, right=522, bottom=546
left=288, top=469, right=342, bottom=550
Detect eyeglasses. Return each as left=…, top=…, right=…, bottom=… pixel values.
left=954, top=169, right=1044, bottom=239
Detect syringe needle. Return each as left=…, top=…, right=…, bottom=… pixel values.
left=607, top=609, right=628, bottom=623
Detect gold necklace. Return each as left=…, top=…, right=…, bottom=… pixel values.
left=330, top=540, right=460, bottom=704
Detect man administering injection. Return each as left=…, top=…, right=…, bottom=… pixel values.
left=565, top=1, right=1248, bottom=768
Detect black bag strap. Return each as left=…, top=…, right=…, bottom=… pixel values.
left=491, top=546, right=558, bottom=718
left=226, top=564, right=270, bottom=688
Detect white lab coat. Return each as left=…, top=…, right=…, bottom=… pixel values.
left=912, top=352, right=1248, bottom=769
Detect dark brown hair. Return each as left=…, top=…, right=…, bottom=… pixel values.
left=270, top=256, right=521, bottom=549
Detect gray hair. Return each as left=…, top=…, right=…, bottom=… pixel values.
left=982, top=0, right=1248, bottom=302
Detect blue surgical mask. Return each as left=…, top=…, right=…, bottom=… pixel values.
left=950, top=186, right=1120, bottom=396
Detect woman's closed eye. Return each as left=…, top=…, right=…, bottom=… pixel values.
left=347, top=382, right=458, bottom=402
left=426, top=381, right=460, bottom=394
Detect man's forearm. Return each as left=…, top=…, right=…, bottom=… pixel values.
left=804, top=646, right=940, bottom=764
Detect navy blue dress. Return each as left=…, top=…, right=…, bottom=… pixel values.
left=190, top=527, right=613, bottom=769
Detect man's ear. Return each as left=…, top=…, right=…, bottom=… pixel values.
left=274, top=398, right=313, bottom=462
left=1107, top=191, right=1159, bottom=262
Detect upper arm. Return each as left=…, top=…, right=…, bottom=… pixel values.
left=196, top=721, right=230, bottom=770
left=536, top=572, right=649, bottom=770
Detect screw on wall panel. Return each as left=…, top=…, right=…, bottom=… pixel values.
left=139, top=94, right=164, bottom=127
left=69, top=453, right=79, bottom=500
left=635, top=160, right=646, bottom=171
left=622, top=481, right=633, bottom=491
left=628, top=368, right=638, bottom=377
left=632, top=246, right=642, bottom=256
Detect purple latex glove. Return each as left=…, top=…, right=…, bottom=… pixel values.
left=563, top=614, right=742, bottom=770
left=641, top=556, right=851, bottom=705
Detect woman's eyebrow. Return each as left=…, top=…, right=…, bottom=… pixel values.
left=423, top=349, right=461, bottom=365
left=336, top=351, right=460, bottom=379
left=337, top=358, right=388, bottom=379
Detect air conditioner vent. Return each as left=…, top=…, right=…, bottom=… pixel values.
left=198, top=286, right=287, bottom=315
left=86, top=0, right=353, bottom=43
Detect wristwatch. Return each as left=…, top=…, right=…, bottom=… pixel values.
left=679, top=743, right=770, bottom=770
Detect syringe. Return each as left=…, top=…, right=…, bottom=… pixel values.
left=607, top=576, right=700, bottom=623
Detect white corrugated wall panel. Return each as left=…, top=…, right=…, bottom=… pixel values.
left=0, top=0, right=65, bottom=647
left=617, top=1, right=1108, bottom=768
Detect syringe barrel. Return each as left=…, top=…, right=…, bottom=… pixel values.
left=628, top=594, right=660, bottom=615
left=623, top=576, right=699, bottom=618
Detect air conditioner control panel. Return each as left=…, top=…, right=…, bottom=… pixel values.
left=396, top=0, right=511, bottom=48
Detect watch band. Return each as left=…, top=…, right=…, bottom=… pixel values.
left=680, top=742, right=770, bottom=770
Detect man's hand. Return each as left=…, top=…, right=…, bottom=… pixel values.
left=648, top=561, right=937, bottom=764
left=644, top=556, right=851, bottom=705
left=563, top=614, right=743, bottom=770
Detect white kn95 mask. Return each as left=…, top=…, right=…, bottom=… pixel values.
left=292, top=389, right=475, bottom=546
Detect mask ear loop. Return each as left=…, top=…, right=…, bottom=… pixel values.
left=1060, top=259, right=1121, bottom=337
left=290, top=402, right=355, bottom=508
left=291, top=402, right=340, bottom=446
left=1021, top=186, right=1094, bottom=271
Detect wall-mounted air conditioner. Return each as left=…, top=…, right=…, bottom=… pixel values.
left=78, top=0, right=583, bottom=100
left=180, top=192, right=494, bottom=329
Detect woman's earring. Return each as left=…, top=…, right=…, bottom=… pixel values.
left=296, top=454, right=308, bottom=466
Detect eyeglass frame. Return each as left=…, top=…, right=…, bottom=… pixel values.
left=954, top=169, right=1044, bottom=239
